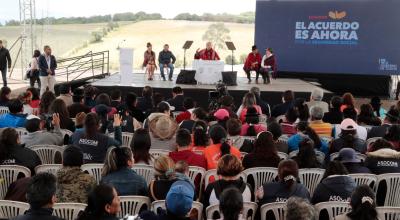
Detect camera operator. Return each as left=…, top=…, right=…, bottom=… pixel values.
left=21, top=113, right=64, bottom=148
left=208, top=82, right=228, bottom=112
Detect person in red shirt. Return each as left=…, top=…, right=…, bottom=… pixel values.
left=194, top=42, right=220, bottom=61
left=175, top=97, right=194, bottom=124
left=243, top=45, right=262, bottom=83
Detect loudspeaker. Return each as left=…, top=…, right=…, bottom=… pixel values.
left=176, top=70, right=197, bottom=85
left=222, top=71, right=237, bottom=86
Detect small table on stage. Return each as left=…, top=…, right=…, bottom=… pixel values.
left=193, top=60, right=224, bottom=85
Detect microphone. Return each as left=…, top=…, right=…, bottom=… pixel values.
left=117, top=39, right=126, bottom=50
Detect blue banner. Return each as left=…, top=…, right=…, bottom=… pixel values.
left=255, top=0, right=400, bottom=75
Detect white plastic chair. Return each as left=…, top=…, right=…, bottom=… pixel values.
left=35, top=164, right=63, bottom=176
left=204, top=169, right=219, bottom=189
left=29, top=145, right=65, bottom=164
left=118, top=196, right=151, bottom=218
left=240, top=152, right=248, bottom=160
left=376, top=207, right=400, bottom=220
left=206, top=202, right=258, bottom=220
left=0, top=200, right=29, bottom=219
left=60, top=129, right=74, bottom=138
left=81, top=163, right=103, bottom=184
left=0, top=165, right=31, bottom=199
left=330, top=152, right=367, bottom=162
left=259, top=114, right=267, bottom=123
left=260, top=202, right=286, bottom=220
left=375, top=173, right=400, bottom=206
left=53, top=203, right=87, bottom=220
left=276, top=115, right=286, bottom=123
left=15, top=127, right=28, bottom=137
left=242, top=167, right=278, bottom=191
left=151, top=200, right=203, bottom=220
left=277, top=152, right=288, bottom=160
left=149, top=149, right=171, bottom=159
left=188, top=166, right=206, bottom=186
left=277, top=135, right=289, bottom=145
left=0, top=106, right=9, bottom=115
left=132, top=164, right=154, bottom=184
left=349, top=173, right=377, bottom=188
left=298, top=168, right=325, bottom=196
left=121, top=132, right=134, bottom=147
left=314, top=201, right=351, bottom=220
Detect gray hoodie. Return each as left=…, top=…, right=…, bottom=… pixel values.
left=21, top=125, right=64, bottom=148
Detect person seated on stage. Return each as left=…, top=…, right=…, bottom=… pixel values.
left=143, top=42, right=157, bottom=81
left=194, top=42, right=220, bottom=61
left=260, top=48, right=277, bottom=84
left=243, top=45, right=262, bottom=83
left=158, top=44, right=176, bottom=81
left=167, top=86, right=185, bottom=111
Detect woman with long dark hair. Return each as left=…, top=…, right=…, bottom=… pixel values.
left=39, top=90, right=56, bottom=115
left=130, top=128, right=153, bottom=165
left=191, top=120, right=210, bottom=153
left=50, top=99, right=75, bottom=131
left=341, top=93, right=358, bottom=112
left=237, top=92, right=263, bottom=123
left=219, top=188, right=244, bottom=220
left=26, top=87, right=40, bottom=109
left=143, top=42, right=157, bottom=80
left=294, top=138, right=322, bottom=168
left=357, top=104, right=381, bottom=126
left=336, top=185, right=378, bottom=220
left=240, top=106, right=267, bottom=136
left=29, top=49, right=41, bottom=88
left=370, top=96, right=386, bottom=120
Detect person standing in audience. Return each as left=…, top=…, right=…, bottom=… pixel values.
left=271, top=90, right=295, bottom=118
left=29, top=50, right=41, bottom=88
left=39, top=91, right=56, bottom=115
left=357, top=104, right=382, bottom=126
left=368, top=107, right=400, bottom=138
left=38, top=45, right=57, bottom=96
left=68, top=88, right=91, bottom=118
left=237, top=92, right=262, bottom=123
left=204, top=125, right=241, bottom=170
left=0, top=40, right=11, bottom=87
left=306, top=88, right=329, bottom=113
left=335, top=148, right=371, bottom=174
left=57, top=84, right=73, bottom=107
left=365, top=138, right=400, bottom=174
left=71, top=113, right=122, bottom=163
left=130, top=128, right=154, bottom=165
left=77, top=184, right=121, bottom=220
left=203, top=155, right=254, bottom=208
left=50, top=99, right=75, bottom=132
left=0, top=86, right=11, bottom=106
left=13, top=173, right=62, bottom=220
left=311, top=161, right=356, bottom=204
left=257, top=160, right=310, bottom=205
left=148, top=155, right=179, bottom=201
left=143, top=42, right=157, bottom=81
left=243, top=45, right=262, bottom=83
left=260, top=48, right=277, bottom=84
left=0, top=99, right=27, bottom=128
left=0, top=128, right=41, bottom=174
left=57, top=145, right=96, bottom=203
left=194, top=42, right=220, bottom=61
left=167, top=86, right=185, bottom=111
left=330, top=118, right=367, bottom=154
left=159, top=44, right=176, bottom=81
left=22, top=114, right=64, bottom=148
left=309, top=106, right=332, bottom=137
left=137, top=86, right=154, bottom=115
left=242, top=131, right=281, bottom=169
left=219, top=188, right=244, bottom=220
left=101, top=147, right=148, bottom=196
left=335, top=185, right=378, bottom=220
left=285, top=197, right=317, bottom=220
left=293, top=139, right=323, bottom=169
left=323, top=96, right=344, bottom=124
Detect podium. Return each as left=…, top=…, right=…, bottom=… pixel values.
left=193, top=60, right=224, bottom=84
left=119, top=48, right=133, bottom=86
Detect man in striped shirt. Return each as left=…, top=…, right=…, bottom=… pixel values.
left=309, top=106, right=333, bottom=137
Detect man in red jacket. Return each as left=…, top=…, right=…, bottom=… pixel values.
left=243, top=45, right=262, bottom=83
left=194, top=42, right=220, bottom=61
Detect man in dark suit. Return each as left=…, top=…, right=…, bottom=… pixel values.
left=38, top=45, right=57, bottom=96
left=167, top=86, right=185, bottom=112
left=0, top=40, right=12, bottom=87
left=368, top=108, right=400, bottom=138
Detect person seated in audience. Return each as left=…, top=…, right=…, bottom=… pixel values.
left=311, top=161, right=356, bottom=204
left=384, top=125, right=400, bottom=150
left=26, top=87, right=40, bottom=109
left=140, top=180, right=195, bottom=220
left=50, top=99, right=75, bottom=132
left=91, top=93, right=118, bottom=118
left=191, top=120, right=210, bottom=153
left=39, top=91, right=56, bottom=115
left=137, top=86, right=154, bottom=116
left=57, top=84, right=73, bottom=107
left=295, top=98, right=310, bottom=121
left=0, top=99, right=27, bottom=128
left=194, top=41, right=220, bottom=60
left=67, top=88, right=90, bottom=118
left=149, top=155, right=179, bottom=201
left=74, top=112, right=86, bottom=132
left=285, top=197, right=316, bottom=220
left=280, top=107, right=298, bottom=136
left=110, top=89, right=122, bottom=108
left=180, top=107, right=207, bottom=131
left=71, top=113, right=122, bottom=163
left=368, top=107, right=400, bottom=138
left=309, top=106, right=332, bottom=137
left=242, top=131, right=281, bottom=169
left=149, top=114, right=178, bottom=151
left=214, top=95, right=238, bottom=119
left=271, top=90, right=295, bottom=118
left=370, top=96, right=387, bottom=121
left=219, top=187, right=244, bottom=220
left=306, top=88, right=329, bottom=113
left=226, top=118, right=245, bottom=150
left=203, top=155, right=254, bottom=208
left=213, top=108, right=230, bottom=129
left=250, top=87, right=271, bottom=117
left=330, top=118, right=367, bottom=154
left=130, top=128, right=154, bottom=165
left=335, top=185, right=378, bottom=220
left=357, top=104, right=382, bottom=126
left=0, top=86, right=11, bottom=106
left=19, top=91, right=34, bottom=115
left=257, top=159, right=310, bottom=205
left=0, top=128, right=41, bottom=174
left=22, top=114, right=63, bottom=148
left=340, top=92, right=358, bottom=113
left=365, top=138, right=400, bottom=174
left=147, top=101, right=175, bottom=127
left=204, top=125, right=241, bottom=170
left=124, top=92, right=145, bottom=122
left=169, top=128, right=207, bottom=169
left=83, top=85, right=99, bottom=108
left=146, top=92, right=165, bottom=116
left=237, top=92, right=262, bottom=123
left=101, top=147, right=148, bottom=196
left=293, top=138, right=323, bottom=169
left=167, top=86, right=185, bottom=111
left=335, top=148, right=371, bottom=174
left=176, top=97, right=195, bottom=124
left=268, top=121, right=288, bottom=153
left=56, top=145, right=96, bottom=203
left=334, top=107, right=368, bottom=140
left=288, top=121, right=329, bottom=155
left=240, top=107, right=267, bottom=136
left=13, top=173, right=62, bottom=220
left=77, top=184, right=121, bottom=220
left=323, top=96, right=344, bottom=124
left=243, top=45, right=262, bottom=83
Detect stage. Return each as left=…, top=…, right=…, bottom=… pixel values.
left=91, top=72, right=333, bottom=109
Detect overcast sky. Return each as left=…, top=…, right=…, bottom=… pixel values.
left=0, top=0, right=256, bottom=23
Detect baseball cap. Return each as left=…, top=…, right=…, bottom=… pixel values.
left=214, top=109, right=230, bottom=121
left=157, top=101, right=175, bottom=112
left=165, top=180, right=194, bottom=216
left=26, top=115, right=41, bottom=120
left=338, top=148, right=360, bottom=163
left=340, top=118, right=358, bottom=131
